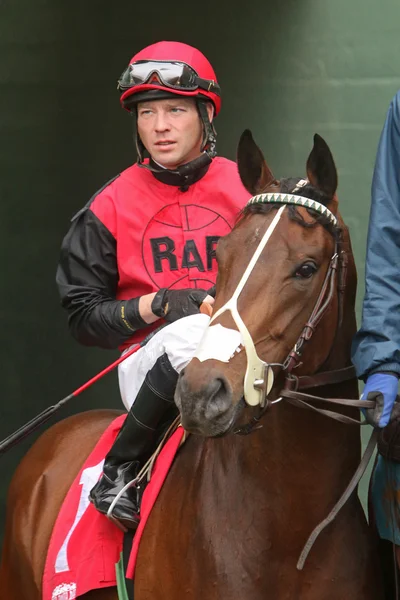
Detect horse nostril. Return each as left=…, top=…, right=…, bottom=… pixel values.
left=204, top=377, right=231, bottom=420
left=214, top=377, right=227, bottom=395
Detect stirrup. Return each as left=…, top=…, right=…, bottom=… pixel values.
left=106, top=418, right=183, bottom=532
left=106, top=476, right=141, bottom=532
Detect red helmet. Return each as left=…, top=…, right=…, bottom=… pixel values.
left=118, top=41, right=221, bottom=115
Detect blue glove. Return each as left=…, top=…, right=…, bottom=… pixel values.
left=361, top=373, right=399, bottom=428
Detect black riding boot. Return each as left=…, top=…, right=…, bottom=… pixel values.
left=89, top=353, right=178, bottom=529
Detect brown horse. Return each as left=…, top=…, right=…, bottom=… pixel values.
left=0, top=131, right=384, bottom=599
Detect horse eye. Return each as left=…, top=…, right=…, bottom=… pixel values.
left=294, top=262, right=318, bottom=279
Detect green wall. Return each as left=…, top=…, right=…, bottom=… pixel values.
left=1, top=0, right=400, bottom=540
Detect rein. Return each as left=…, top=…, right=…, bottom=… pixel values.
left=234, top=366, right=377, bottom=571
left=280, top=386, right=377, bottom=570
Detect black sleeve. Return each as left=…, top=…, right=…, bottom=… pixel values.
left=56, top=207, right=148, bottom=349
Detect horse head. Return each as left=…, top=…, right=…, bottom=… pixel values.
left=175, top=130, right=357, bottom=437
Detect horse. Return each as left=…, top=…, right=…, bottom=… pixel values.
left=0, top=130, right=384, bottom=599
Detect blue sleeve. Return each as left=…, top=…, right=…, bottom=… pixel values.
left=351, top=90, right=400, bottom=379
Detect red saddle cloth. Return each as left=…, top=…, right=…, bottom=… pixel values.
left=42, top=415, right=184, bottom=600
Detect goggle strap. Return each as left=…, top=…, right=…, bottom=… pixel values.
left=196, top=77, right=221, bottom=95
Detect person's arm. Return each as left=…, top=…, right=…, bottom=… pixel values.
left=56, top=207, right=158, bottom=349
left=56, top=206, right=213, bottom=349
left=352, top=90, right=400, bottom=380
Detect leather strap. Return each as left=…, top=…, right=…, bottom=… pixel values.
left=284, top=250, right=339, bottom=372
left=280, top=389, right=374, bottom=425
left=287, top=365, right=356, bottom=391
left=277, top=383, right=378, bottom=570
left=296, top=429, right=378, bottom=570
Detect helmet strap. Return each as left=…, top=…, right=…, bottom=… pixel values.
left=139, top=151, right=212, bottom=186
left=135, top=135, right=146, bottom=164
left=129, top=111, right=146, bottom=164
left=197, top=100, right=217, bottom=159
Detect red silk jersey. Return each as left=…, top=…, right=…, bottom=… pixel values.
left=57, top=158, right=250, bottom=350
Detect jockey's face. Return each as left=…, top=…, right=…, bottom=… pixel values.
left=137, top=97, right=213, bottom=169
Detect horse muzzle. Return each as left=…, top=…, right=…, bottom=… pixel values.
left=175, top=368, right=239, bottom=437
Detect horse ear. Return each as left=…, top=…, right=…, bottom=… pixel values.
left=237, top=129, right=276, bottom=194
left=306, top=134, right=338, bottom=199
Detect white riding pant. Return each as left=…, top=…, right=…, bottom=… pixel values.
left=118, top=313, right=210, bottom=411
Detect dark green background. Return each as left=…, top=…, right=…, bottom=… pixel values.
left=1, top=0, right=400, bottom=542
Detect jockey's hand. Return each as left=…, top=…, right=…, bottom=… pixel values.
left=151, top=288, right=214, bottom=323
left=361, top=372, right=399, bottom=428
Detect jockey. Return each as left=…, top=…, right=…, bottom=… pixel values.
left=351, top=91, right=400, bottom=552
left=56, top=40, right=250, bottom=529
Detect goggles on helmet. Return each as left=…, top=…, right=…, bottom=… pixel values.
left=117, top=60, right=220, bottom=96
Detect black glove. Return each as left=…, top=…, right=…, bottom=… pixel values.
left=151, top=288, right=208, bottom=323
left=207, top=285, right=216, bottom=298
